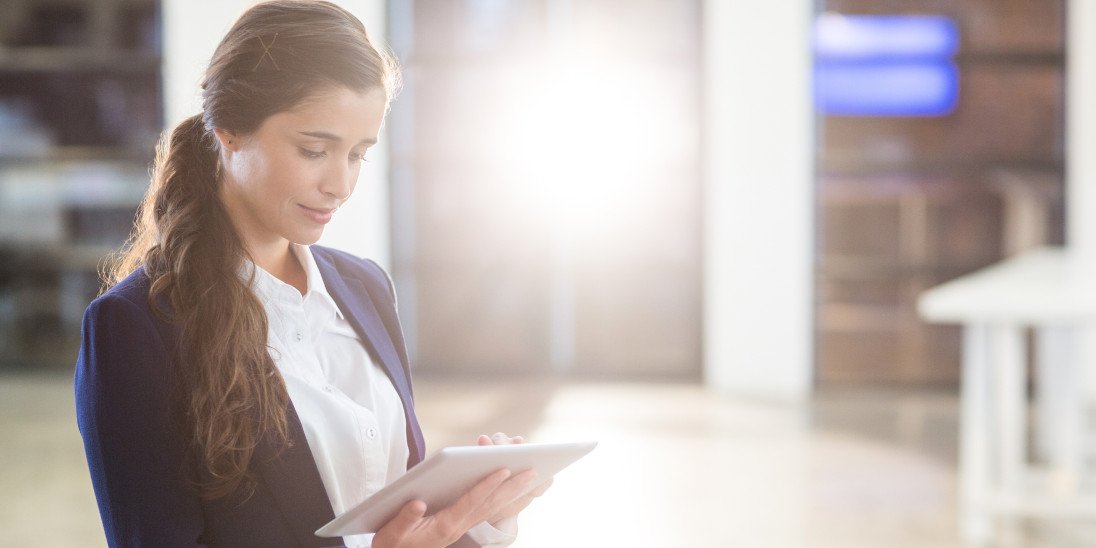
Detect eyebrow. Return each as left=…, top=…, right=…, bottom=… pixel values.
left=298, top=130, right=376, bottom=146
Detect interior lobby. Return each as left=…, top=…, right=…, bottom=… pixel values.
left=3, top=1, right=1096, bottom=546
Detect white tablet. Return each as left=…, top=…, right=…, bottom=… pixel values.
left=315, top=441, right=597, bottom=537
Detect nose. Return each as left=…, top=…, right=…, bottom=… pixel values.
left=321, top=163, right=356, bottom=202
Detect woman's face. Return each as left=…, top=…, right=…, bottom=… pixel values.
left=216, top=86, right=388, bottom=255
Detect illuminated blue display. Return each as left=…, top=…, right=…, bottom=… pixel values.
left=814, top=15, right=960, bottom=117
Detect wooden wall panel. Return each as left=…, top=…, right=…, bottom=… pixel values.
left=821, top=65, right=1065, bottom=170
left=824, top=0, right=1064, bottom=55
left=815, top=0, right=1065, bottom=387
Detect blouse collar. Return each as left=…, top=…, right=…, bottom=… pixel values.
left=246, top=244, right=344, bottom=320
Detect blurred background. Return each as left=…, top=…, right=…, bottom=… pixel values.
left=2, top=0, right=1095, bottom=546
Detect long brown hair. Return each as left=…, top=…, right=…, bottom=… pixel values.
left=107, top=0, right=399, bottom=500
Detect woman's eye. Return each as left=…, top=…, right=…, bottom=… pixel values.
left=350, top=151, right=367, bottom=163
left=299, top=147, right=327, bottom=159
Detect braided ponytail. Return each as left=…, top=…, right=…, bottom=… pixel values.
left=109, top=112, right=291, bottom=500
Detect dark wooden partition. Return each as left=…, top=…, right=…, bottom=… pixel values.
left=816, top=0, right=1066, bottom=386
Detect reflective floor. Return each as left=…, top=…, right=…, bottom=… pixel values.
left=3, top=372, right=1096, bottom=547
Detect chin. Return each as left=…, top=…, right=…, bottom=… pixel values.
left=289, top=230, right=325, bottom=246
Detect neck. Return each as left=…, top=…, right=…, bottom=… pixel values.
left=217, top=186, right=308, bottom=295
left=252, top=240, right=308, bottom=296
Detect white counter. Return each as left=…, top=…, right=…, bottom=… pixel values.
left=919, top=246, right=1096, bottom=543
left=920, top=247, right=1096, bottom=323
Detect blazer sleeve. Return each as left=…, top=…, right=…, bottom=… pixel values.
left=75, top=293, right=206, bottom=547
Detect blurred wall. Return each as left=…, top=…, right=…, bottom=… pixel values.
left=815, top=1, right=1066, bottom=386
left=385, top=1, right=704, bottom=379
left=157, top=0, right=1096, bottom=397
left=0, top=0, right=161, bottom=368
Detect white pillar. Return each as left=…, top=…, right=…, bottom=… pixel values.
left=162, top=0, right=391, bottom=268
left=1068, top=0, right=1096, bottom=398
left=702, top=1, right=815, bottom=400
left=1069, top=0, right=1096, bottom=263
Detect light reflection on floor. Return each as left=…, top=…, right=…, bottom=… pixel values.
left=414, top=378, right=1096, bottom=548
left=4, top=373, right=1096, bottom=547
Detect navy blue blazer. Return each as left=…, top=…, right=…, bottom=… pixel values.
left=75, top=246, right=430, bottom=547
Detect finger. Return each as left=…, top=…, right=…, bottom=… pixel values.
left=491, top=432, right=512, bottom=445
left=529, top=476, right=553, bottom=497
left=374, top=499, right=427, bottom=545
left=512, top=435, right=525, bottom=444
left=457, top=469, right=538, bottom=531
left=488, top=476, right=552, bottom=523
left=483, top=470, right=539, bottom=512
left=493, top=494, right=537, bottom=521
left=393, top=499, right=427, bottom=527
left=477, top=434, right=493, bottom=446
left=437, top=468, right=512, bottom=527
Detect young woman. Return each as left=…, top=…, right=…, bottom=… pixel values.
left=74, top=2, right=546, bottom=546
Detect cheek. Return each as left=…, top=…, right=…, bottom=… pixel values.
left=261, top=153, right=311, bottom=200
left=234, top=148, right=274, bottom=190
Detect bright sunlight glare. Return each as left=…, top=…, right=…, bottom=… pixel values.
left=495, top=60, right=683, bottom=239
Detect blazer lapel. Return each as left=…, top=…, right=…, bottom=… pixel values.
left=254, top=398, right=339, bottom=546
left=314, top=254, right=426, bottom=465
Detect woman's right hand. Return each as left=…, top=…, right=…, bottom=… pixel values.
left=371, top=467, right=539, bottom=548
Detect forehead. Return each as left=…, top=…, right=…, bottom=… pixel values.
left=265, top=86, right=388, bottom=140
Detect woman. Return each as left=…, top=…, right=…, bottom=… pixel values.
left=74, top=2, right=545, bottom=546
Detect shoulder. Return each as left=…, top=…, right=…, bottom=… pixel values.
left=98, top=267, right=152, bottom=305
left=310, top=245, right=395, bottom=298
left=86, top=268, right=155, bottom=321
left=82, top=268, right=176, bottom=350
left=77, top=268, right=174, bottom=392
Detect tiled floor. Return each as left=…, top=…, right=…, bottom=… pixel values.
left=3, top=371, right=1096, bottom=547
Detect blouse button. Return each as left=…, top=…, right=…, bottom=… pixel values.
left=367, top=427, right=378, bottom=440
left=323, top=385, right=334, bottom=393
left=295, top=330, right=304, bottom=342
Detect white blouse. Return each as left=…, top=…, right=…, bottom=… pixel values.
left=249, top=244, right=515, bottom=547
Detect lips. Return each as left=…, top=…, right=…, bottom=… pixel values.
left=299, top=204, right=336, bottom=224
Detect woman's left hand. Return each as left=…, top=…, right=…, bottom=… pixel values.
left=476, top=432, right=554, bottom=527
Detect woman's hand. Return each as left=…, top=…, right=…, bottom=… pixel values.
left=371, top=467, right=539, bottom=548
left=476, top=432, right=554, bottom=527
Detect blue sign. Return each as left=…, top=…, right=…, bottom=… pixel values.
left=814, top=15, right=960, bottom=117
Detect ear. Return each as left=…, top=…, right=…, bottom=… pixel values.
left=213, top=127, right=242, bottom=152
